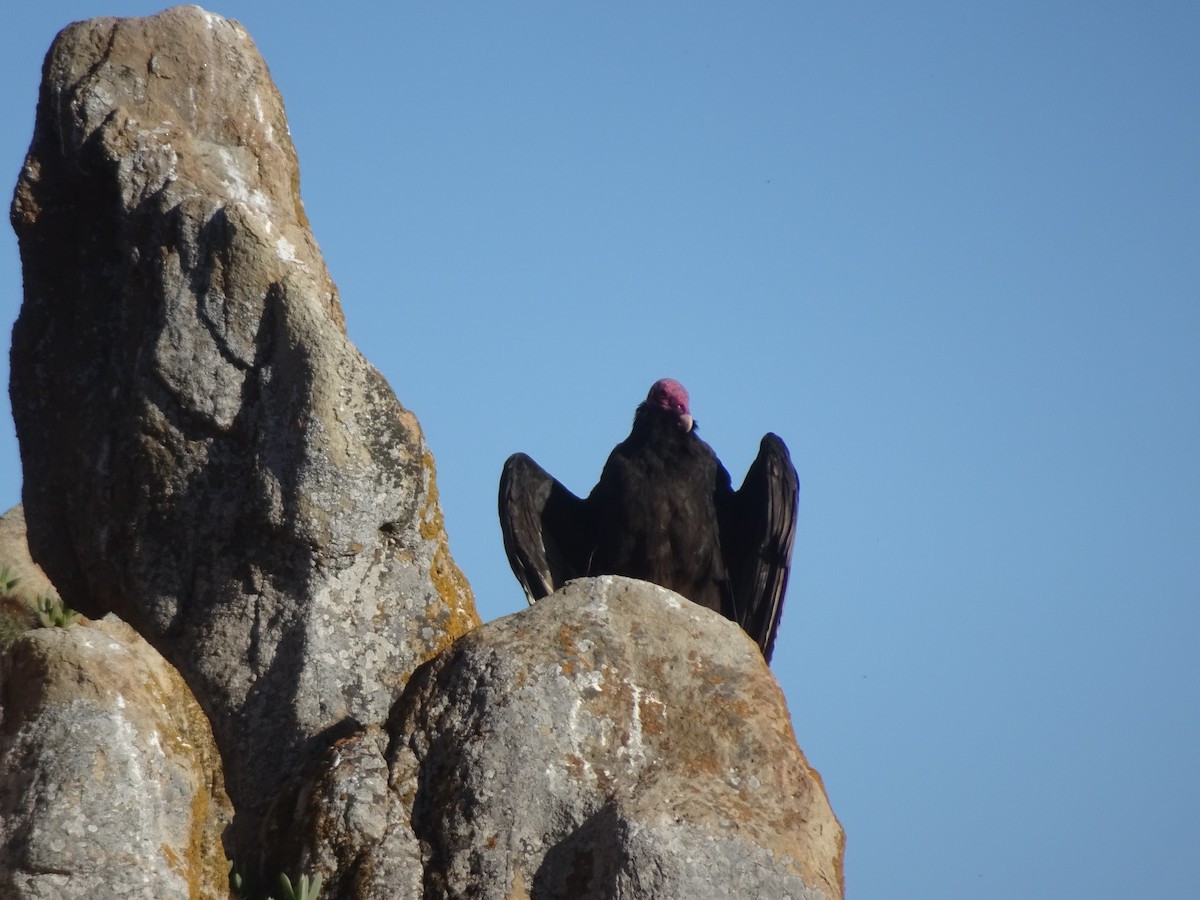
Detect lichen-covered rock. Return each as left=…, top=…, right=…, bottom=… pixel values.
left=8, top=5, right=478, bottom=841
left=0, top=615, right=232, bottom=898
left=259, top=725, right=424, bottom=897
left=273, top=577, right=843, bottom=900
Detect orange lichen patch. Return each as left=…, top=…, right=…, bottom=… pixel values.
left=719, top=697, right=755, bottom=724
left=637, top=694, right=667, bottom=736
left=417, top=449, right=480, bottom=660
left=506, top=866, right=529, bottom=900
left=289, top=165, right=310, bottom=230
left=684, top=747, right=723, bottom=777
left=556, top=624, right=576, bottom=654
left=185, top=784, right=207, bottom=899
left=555, top=624, right=596, bottom=674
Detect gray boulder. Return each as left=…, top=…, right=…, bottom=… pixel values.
left=8, top=5, right=479, bottom=841
left=266, top=577, right=844, bottom=900
left=0, top=615, right=232, bottom=898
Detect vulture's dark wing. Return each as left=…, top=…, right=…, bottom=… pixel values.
left=499, top=453, right=592, bottom=603
left=718, top=433, right=798, bottom=662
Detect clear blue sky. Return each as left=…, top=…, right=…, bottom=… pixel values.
left=3, top=4, right=1198, bottom=897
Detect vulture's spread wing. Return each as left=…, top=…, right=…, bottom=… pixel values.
left=719, top=433, right=798, bottom=662
left=498, top=453, right=591, bottom=603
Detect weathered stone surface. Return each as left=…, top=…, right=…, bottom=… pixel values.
left=0, top=615, right=232, bottom=898
left=260, top=725, right=424, bottom=897
left=0, top=506, right=50, bottom=647
left=271, top=577, right=843, bottom=900
left=8, top=4, right=478, bottom=841
left=0, top=506, right=56, bottom=604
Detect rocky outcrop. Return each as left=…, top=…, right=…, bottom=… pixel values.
left=262, top=577, right=844, bottom=900
left=5, top=7, right=843, bottom=898
left=8, top=5, right=478, bottom=837
left=0, top=614, right=232, bottom=897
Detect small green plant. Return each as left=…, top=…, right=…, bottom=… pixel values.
left=35, top=593, right=80, bottom=628
left=229, top=860, right=247, bottom=897
left=0, top=565, right=19, bottom=598
left=228, top=857, right=269, bottom=899
left=278, top=872, right=323, bottom=900
left=228, top=859, right=323, bottom=900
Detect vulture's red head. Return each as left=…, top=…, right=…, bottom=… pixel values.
left=647, top=378, right=694, bottom=433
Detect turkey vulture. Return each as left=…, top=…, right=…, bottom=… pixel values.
left=498, top=378, right=798, bottom=662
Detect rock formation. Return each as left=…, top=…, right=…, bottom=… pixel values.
left=5, top=7, right=843, bottom=898
left=0, top=614, right=232, bottom=896
left=8, top=4, right=478, bottom=839
left=262, top=577, right=843, bottom=899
